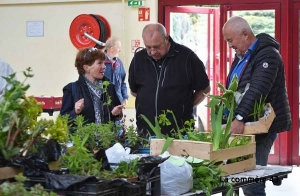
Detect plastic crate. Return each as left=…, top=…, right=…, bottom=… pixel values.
left=120, top=181, right=146, bottom=196
left=118, top=167, right=160, bottom=196
left=144, top=167, right=160, bottom=196
left=24, top=176, right=120, bottom=196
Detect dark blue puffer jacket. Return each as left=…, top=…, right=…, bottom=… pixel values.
left=227, top=33, right=292, bottom=138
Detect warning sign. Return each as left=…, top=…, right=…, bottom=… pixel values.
left=131, top=40, right=141, bottom=53
left=138, top=8, right=150, bottom=21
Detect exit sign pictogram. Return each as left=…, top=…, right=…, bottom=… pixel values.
left=128, top=1, right=145, bottom=6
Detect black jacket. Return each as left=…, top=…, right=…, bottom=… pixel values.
left=128, top=37, right=210, bottom=136
left=227, top=33, right=292, bottom=137
left=60, top=74, right=121, bottom=125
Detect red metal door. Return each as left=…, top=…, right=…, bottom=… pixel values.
left=160, top=1, right=295, bottom=165
left=164, top=6, right=219, bottom=131
left=291, top=3, right=300, bottom=165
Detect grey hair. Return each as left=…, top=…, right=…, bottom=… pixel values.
left=223, top=16, right=254, bottom=35
left=142, top=23, right=167, bottom=38
left=105, top=37, right=120, bottom=48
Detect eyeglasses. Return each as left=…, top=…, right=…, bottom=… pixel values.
left=145, top=39, right=167, bottom=53
left=83, top=47, right=98, bottom=59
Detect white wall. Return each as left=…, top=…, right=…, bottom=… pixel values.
left=0, top=0, right=157, bottom=98
left=0, top=0, right=157, bottom=121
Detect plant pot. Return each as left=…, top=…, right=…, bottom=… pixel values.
left=94, top=148, right=111, bottom=171
left=137, top=148, right=150, bottom=154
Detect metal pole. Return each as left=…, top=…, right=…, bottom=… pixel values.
left=84, top=32, right=106, bottom=46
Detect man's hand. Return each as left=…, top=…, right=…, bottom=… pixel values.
left=75, top=98, right=84, bottom=114
left=130, top=91, right=137, bottom=97
left=111, top=105, right=124, bottom=116
left=193, top=86, right=211, bottom=107
left=230, top=119, right=245, bottom=134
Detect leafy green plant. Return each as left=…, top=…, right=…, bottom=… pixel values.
left=188, top=159, right=233, bottom=196
left=43, top=115, right=69, bottom=143
left=206, top=74, right=239, bottom=116
left=139, top=114, right=163, bottom=139
left=125, top=124, right=139, bottom=147
left=72, top=115, right=118, bottom=151
left=0, top=68, right=69, bottom=160
left=101, top=81, right=112, bottom=121
left=102, top=81, right=112, bottom=106
left=98, top=159, right=139, bottom=180
left=205, top=75, right=238, bottom=150
left=62, top=134, right=102, bottom=176
left=114, top=159, right=139, bottom=178
left=0, top=173, right=57, bottom=196
left=249, top=95, right=267, bottom=121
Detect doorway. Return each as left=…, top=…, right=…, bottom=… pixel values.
left=161, top=1, right=284, bottom=164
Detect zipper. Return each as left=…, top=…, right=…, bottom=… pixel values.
left=151, top=58, right=167, bottom=117
left=161, top=66, right=168, bottom=87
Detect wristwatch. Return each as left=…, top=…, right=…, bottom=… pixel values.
left=235, top=114, right=244, bottom=122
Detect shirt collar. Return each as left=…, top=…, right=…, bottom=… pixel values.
left=238, top=39, right=258, bottom=60
left=248, top=39, right=258, bottom=51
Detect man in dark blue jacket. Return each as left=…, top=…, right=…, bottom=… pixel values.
left=222, top=16, right=292, bottom=196
left=128, top=23, right=210, bottom=136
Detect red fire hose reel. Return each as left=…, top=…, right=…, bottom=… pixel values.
left=69, top=14, right=111, bottom=49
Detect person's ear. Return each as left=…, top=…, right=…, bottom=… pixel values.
left=242, top=30, right=248, bottom=38
left=83, top=64, right=89, bottom=71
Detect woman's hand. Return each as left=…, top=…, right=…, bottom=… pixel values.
left=111, top=105, right=124, bottom=116
left=75, top=98, right=84, bottom=114
left=122, top=99, right=128, bottom=107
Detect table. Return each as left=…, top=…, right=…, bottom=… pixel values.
left=185, top=165, right=293, bottom=196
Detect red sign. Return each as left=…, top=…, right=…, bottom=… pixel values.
left=34, top=96, right=62, bottom=110
left=131, top=40, right=141, bottom=53
left=138, top=8, right=150, bottom=21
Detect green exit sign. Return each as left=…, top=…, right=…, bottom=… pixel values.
left=128, top=1, right=145, bottom=6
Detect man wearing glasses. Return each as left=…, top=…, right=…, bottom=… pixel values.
left=128, top=22, right=210, bottom=136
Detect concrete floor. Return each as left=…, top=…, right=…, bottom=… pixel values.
left=213, top=165, right=300, bottom=196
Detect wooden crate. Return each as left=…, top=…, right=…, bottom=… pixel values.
left=0, top=158, right=61, bottom=180
left=243, top=103, right=276, bottom=134
left=150, top=135, right=256, bottom=176
left=0, top=166, right=23, bottom=180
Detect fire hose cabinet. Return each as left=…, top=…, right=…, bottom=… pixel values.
left=34, top=96, right=62, bottom=116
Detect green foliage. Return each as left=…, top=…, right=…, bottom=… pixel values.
left=188, top=159, right=233, bottom=196
left=114, top=159, right=138, bottom=178
left=205, top=75, right=239, bottom=150
left=43, top=115, right=69, bottom=143
left=0, top=68, right=57, bottom=160
left=0, top=173, right=57, bottom=196
left=102, top=81, right=111, bottom=106
left=139, top=114, right=163, bottom=139
left=235, top=10, right=275, bottom=37
left=98, top=159, right=139, bottom=180
left=62, top=134, right=102, bottom=176
left=73, top=116, right=118, bottom=151
left=249, top=95, right=267, bottom=121
left=124, top=123, right=139, bottom=147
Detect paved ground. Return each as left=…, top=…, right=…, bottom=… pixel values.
left=214, top=165, right=300, bottom=196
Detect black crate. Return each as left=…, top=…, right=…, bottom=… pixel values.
left=144, top=167, right=160, bottom=196
left=118, top=167, right=160, bottom=196
left=24, top=176, right=120, bottom=196
left=24, top=177, right=46, bottom=188
left=53, top=188, right=120, bottom=196
left=120, top=181, right=147, bottom=196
